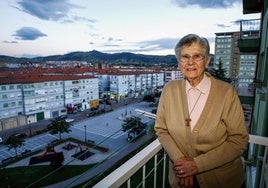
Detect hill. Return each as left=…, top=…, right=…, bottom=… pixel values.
left=0, top=50, right=177, bottom=66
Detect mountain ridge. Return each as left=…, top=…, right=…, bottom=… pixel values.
left=0, top=50, right=177, bottom=65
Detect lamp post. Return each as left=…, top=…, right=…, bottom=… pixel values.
left=84, top=125, right=87, bottom=143
left=125, top=101, right=128, bottom=116
left=28, top=120, right=32, bottom=136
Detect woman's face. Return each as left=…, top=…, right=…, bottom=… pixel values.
left=178, top=42, right=210, bottom=85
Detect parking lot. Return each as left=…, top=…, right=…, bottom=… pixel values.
left=0, top=134, right=58, bottom=164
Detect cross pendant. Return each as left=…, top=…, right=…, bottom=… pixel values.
left=185, top=118, right=191, bottom=126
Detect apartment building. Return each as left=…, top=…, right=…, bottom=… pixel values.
left=214, top=32, right=240, bottom=78
left=238, top=54, right=257, bottom=87
left=214, top=31, right=257, bottom=87
left=0, top=72, right=98, bottom=130
left=109, top=73, right=129, bottom=100
left=0, top=66, right=165, bottom=130
left=101, top=71, right=164, bottom=100
left=164, top=67, right=183, bottom=83
left=23, top=80, right=65, bottom=124
left=65, top=77, right=99, bottom=113
left=0, top=83, right=25, bottom=130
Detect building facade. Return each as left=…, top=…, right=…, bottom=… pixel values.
left=0, top=74, right=99, bottom=130
left=214, top=31, right=257, bottom=87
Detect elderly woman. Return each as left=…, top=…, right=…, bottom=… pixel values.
left=154, top=34, right=249, bottom=188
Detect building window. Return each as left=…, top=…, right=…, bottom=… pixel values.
left=1, top=86, right=6, bottom=90
left=24, top=90, right=35, bottom=96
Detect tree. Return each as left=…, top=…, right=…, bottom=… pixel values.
left=49, top=119, right=72, bottom=140
left=208, top=58, right=232, bottom=83
left=122, top=116, right=147, bottom=141
left=5, top=135, right=25, bottom=157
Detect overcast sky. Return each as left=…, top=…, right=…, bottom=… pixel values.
left=0, top=0, right=260, bottom=57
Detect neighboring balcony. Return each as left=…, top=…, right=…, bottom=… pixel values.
left=94, top=110, right=268, bottom=188
left=238, top=19, right=261, bottom=53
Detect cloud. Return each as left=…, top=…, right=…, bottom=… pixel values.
left=138, top=38, right=178, bottom=51
left=16, top=0, right=96, bottom=25
left=2, top=40, right=18, bottom=44
left=104, top=44, right=120, bottom=47
left=13, top=27, right=47, bottom=40
left=172, top=0, right=241, bottom=8
left=73, top=16, right=97, bottom=24
left=137, top=36, right=215, bottom=54
left=17, top=0, right=78, bottom=21
left=215, top=24, right=232, bottom=28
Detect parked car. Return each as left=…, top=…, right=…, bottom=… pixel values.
left=55, top=114, right=67, bottom=121
left=14, top=133, right=27, bottom=139
left=65, top=118, right=74, bottom=123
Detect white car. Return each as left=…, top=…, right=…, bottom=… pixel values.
left=65, top=118, right=74, bottom=123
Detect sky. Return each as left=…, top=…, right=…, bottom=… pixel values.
left=0, top=0, right=260, bottom=58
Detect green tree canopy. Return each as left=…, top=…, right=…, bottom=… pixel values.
left=5, top=135, right=25, bottom=157
left=49, top=119, right=72, bottom=140
left=208, top=58, right=232, bottom=83
left=122, top=116, right=147, bottom=141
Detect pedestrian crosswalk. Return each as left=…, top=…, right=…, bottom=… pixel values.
left=74, top=121, right=126, bottom=139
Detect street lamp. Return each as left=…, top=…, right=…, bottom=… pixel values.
left=84, top=125, right=87, bottom=143
left=125, top=101, right=128, bottom=116
left=28, top=120, right=32, bottom=136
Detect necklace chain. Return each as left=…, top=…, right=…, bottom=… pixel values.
left=188, top=91, right=202, bottom=117
left=186, top=91, right=202, bottom=126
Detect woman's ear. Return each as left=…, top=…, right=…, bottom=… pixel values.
left=205, top=56, right=211, bottom=68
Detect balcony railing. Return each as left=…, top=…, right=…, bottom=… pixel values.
left=239, top=19, right=261, bottom=39
left=238, top=19, right=261, bottom=52
left=94, top=110, right=268, bottom=188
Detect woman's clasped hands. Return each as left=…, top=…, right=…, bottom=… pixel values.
left=173, top=157, right=198, bottom=188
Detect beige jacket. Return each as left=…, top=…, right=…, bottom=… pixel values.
left=154, top=73, right=249, bottom=188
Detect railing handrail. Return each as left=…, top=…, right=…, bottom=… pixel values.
left=93, top=139, right=162, bottom=188
left=249, top=134, right=268, bottom=147
left=93, top=109, right=268, bottom=188
left=239, top=18, right=261, bottom=39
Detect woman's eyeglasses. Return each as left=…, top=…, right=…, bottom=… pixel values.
left=179, top=54, right=204, bottom=63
